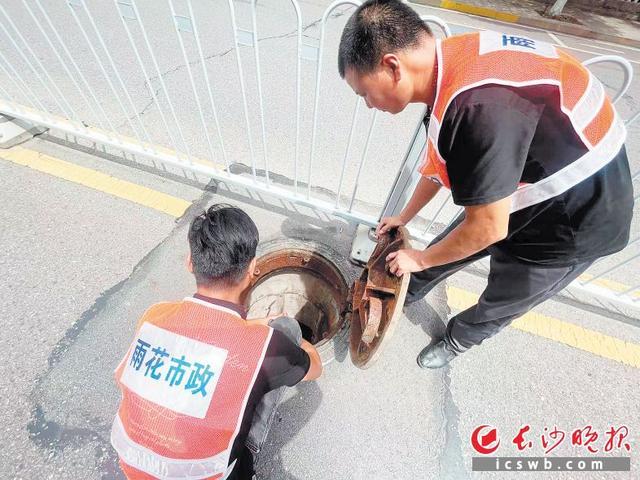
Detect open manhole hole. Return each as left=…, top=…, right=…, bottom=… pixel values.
left=246, top=228, right=411, bottom=368
left=246, top=248, right=350, bottom=349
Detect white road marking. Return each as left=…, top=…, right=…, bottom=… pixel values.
left=596, top=39, right=640, bottom=53
left=438, top=19, right=482, bottom=31
left=578, top=42, right=624, bottom=54
left=561, top=46, right=640, bottom=64
left=547, top=32, right=567, bottom=48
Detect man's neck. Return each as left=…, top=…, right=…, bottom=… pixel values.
left=195, top=285, right=244, bottom=306
left=409, top=36, right=438, bottom=106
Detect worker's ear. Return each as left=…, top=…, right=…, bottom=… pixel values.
left=186, top=251, right=194, bottom=274
left=381, top=54, right=401, bottom=83
left=241, top=257, right=257, bottom=291
left=248, top=257, right=257, bottom=279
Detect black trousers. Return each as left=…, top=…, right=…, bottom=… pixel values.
left=406, top=218, right=594, bottom=353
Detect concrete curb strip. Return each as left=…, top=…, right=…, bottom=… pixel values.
left=413, top=0, right=640, bottom=48
left=0, top=115, right=47, bottom=149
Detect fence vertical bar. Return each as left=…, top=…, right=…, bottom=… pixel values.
left=21, top=0, right=105, bottom=130
left=168, top=0, right=217, bottom=168
left=35, top=0, right=117, bottom=135
left=290, top=0, right=303, bottom=193
left=250, top=0, right=270, bottom=184
left=0, top=56, right=42, bottom=111
left=309, top=0, right=361, bottom=200
left=335, top=99, right=361, bottom=208
left=187, top=0, right=229, bottom=172
left=0, top=80, right=15, bottom=104
left=423, top=193, right=452, bottom=235
left=66, top=1, right=143, bottom=143
left=0, top=5, right=76, bottom=120
left=79, top=0, right=153, bottom=143
left=0, top=10, right=72, bottom=119
left=626, top=109, right=640, bottom=126
left=226, top=0, right=258, bottom=181
left=115, top=0, right=181, bottom=158
left=129, top=0, right=192, bottom=163
left=349, top=111, right=378, bottom=211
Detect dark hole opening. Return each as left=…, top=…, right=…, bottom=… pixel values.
left=246, top=267, right=344, bottom=346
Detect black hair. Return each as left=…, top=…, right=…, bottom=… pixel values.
left=338, top=0, right=432, bottom=78
left=188, top=204, right=259, bottom=286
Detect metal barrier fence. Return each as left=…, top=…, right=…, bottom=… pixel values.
left=0, top=0, right=638, bottom=315
left=0, top=0, right=388, bottom=224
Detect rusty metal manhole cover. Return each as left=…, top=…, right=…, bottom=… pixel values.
left=349, top=226, right=411, bottom=369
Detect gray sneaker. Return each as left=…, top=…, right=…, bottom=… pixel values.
left=417, top=340, right=458, bottom=369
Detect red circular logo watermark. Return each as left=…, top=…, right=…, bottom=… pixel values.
left=471, top=425, right=501, bottom=454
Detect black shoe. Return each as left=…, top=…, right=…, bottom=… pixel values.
left=417, top=340, right=458, bottom=369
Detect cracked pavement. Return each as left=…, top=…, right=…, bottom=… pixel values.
left=1, top=1, right=640, bottom=479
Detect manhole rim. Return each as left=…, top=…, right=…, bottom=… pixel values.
left=249, top=239, right=352, bottom=353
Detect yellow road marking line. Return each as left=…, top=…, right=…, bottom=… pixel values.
left=0, top=146, right=191, bottom=218
left=439, top=0, right=520, bottom=23
left=447, top=286, right=640, bottom=369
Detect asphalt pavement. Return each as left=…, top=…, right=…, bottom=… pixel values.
left=1, top=1, right=640, bottom=479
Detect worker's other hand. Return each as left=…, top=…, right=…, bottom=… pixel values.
left=386, top=248, right=427, bottom=277
left=248, top=313, right=286, bottom=326
left=376, top=215, right=405, bottom=237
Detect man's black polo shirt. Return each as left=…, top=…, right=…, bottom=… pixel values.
left=433, top=84, right=633, bottom=266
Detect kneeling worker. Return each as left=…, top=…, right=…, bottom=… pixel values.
left=110, top=204, right=322, bottom=479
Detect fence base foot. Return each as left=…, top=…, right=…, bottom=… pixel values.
left=0, top=115, right=47, bottom=149
left=350, top=224, right=378, bottom=265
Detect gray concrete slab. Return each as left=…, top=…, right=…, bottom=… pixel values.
left=0, top=156, right=179, bottom=479
left=1, top=1, right=639, bottom=478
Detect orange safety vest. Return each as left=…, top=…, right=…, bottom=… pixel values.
left=110, top=297, right=272, bottom=479
left=419, top=31, right=626, bottom=212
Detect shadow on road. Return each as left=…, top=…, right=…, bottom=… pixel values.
left=255, top=381, right=323, bottom=480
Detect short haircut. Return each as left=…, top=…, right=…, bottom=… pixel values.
left=338, top=0, right=432, bottom=78
left=188, top=204, right=259, bottom=286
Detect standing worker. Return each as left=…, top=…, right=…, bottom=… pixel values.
left=110, top=204, right=322, bottom=479
left=338, top=0, right=633, bottom=368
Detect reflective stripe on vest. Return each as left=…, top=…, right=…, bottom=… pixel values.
left=418, top=31, right=627, bottom=213
left=111, top=299, right=273, bottom=479
left=111, top=414, right=234, bottom=480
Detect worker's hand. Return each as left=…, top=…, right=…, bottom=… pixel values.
left=376, top=215, right=405, bottom=237
left=386, top=248, right=428, bottom=277
left=247, top=313, right=286, bottom=326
